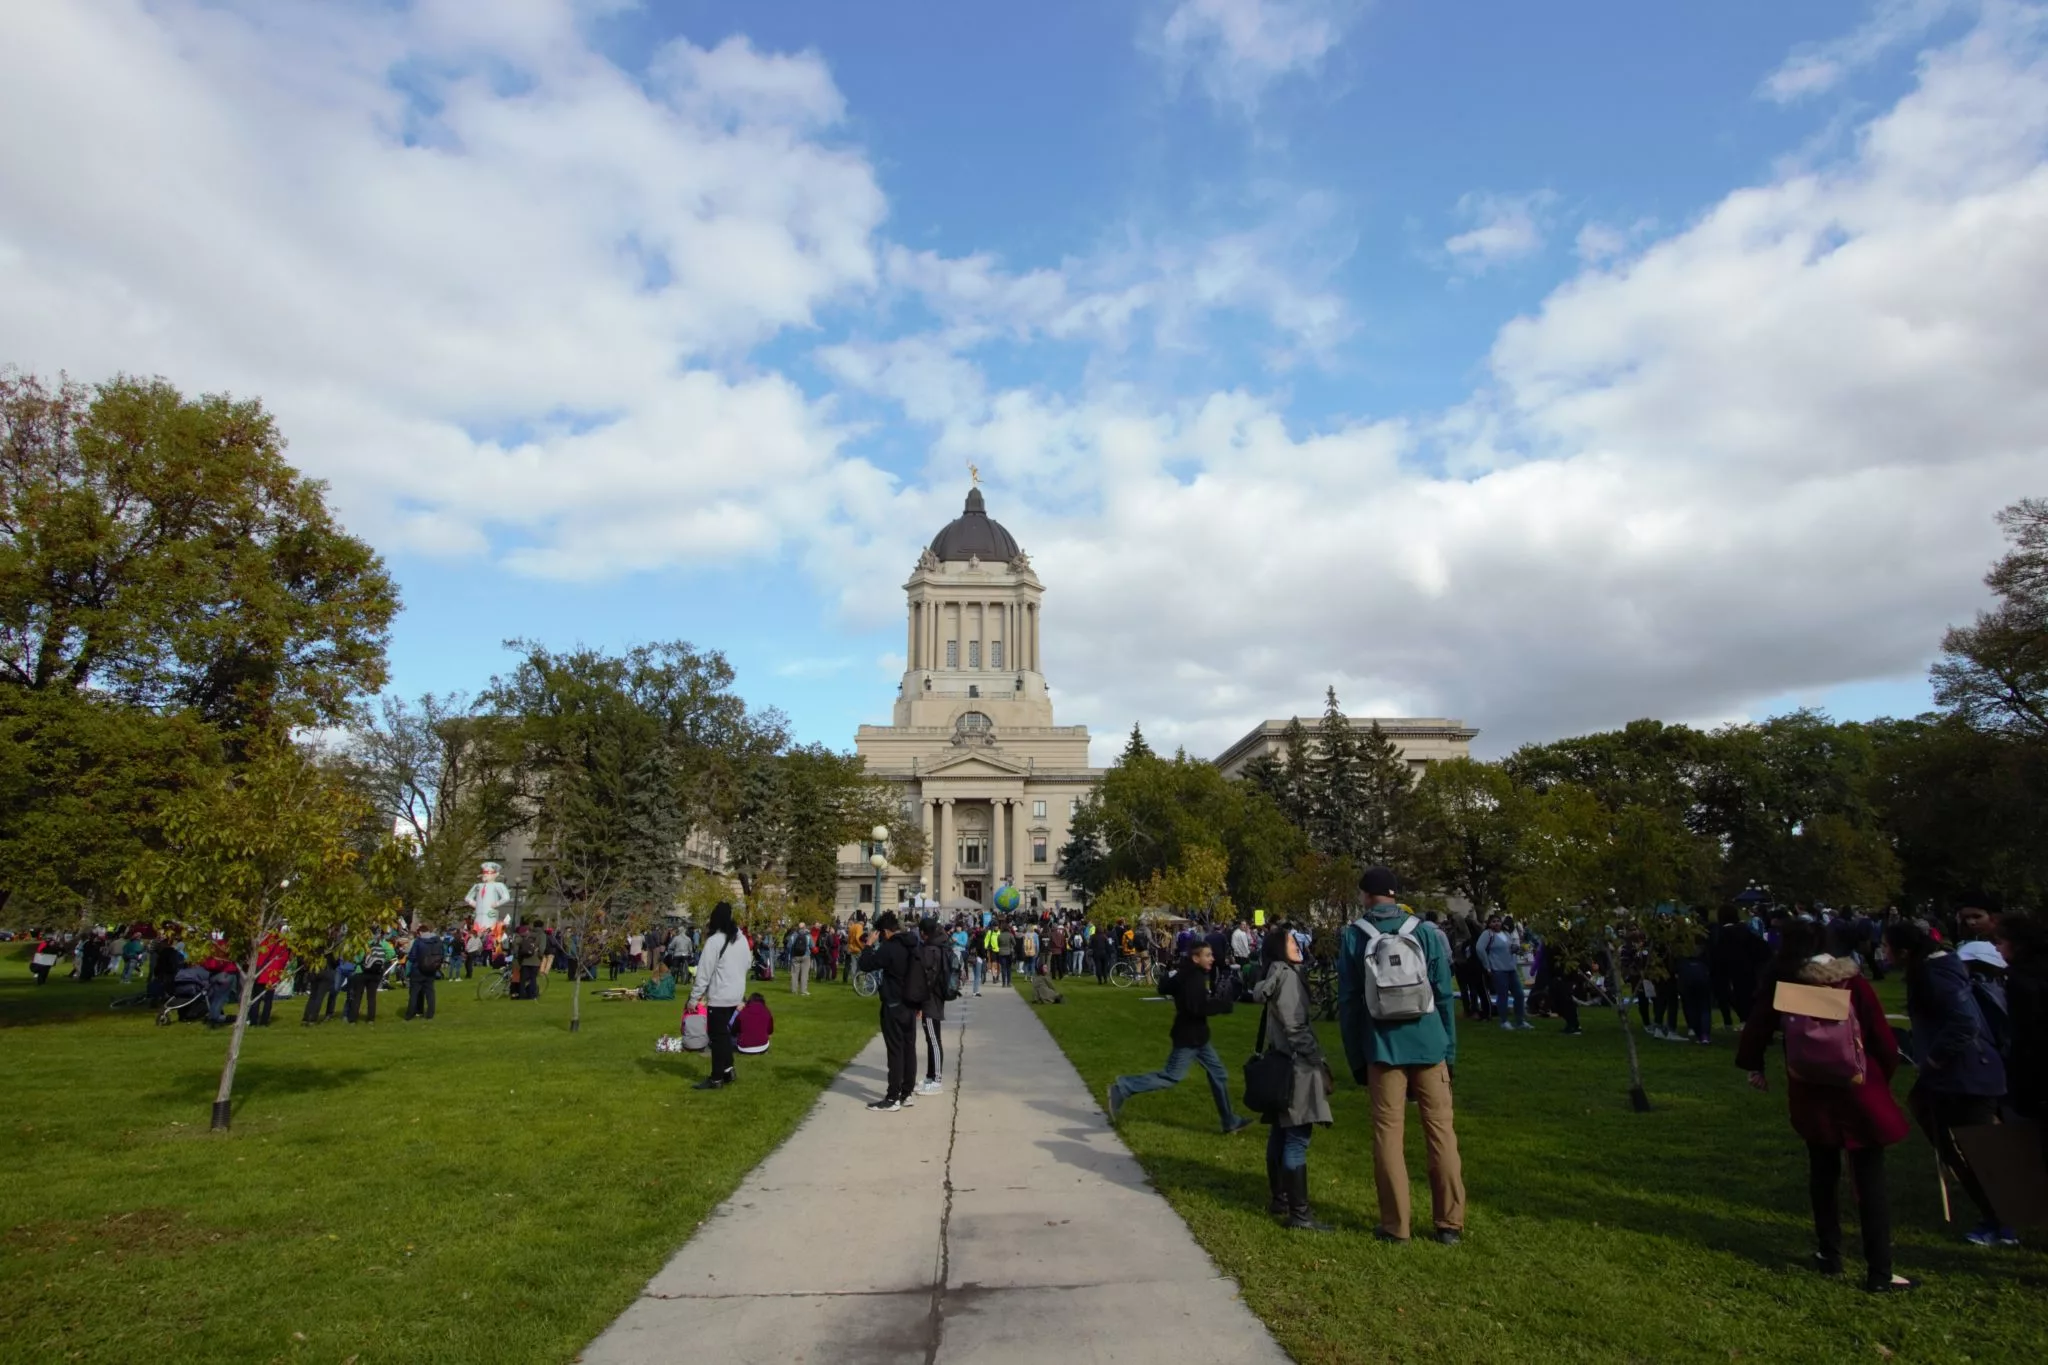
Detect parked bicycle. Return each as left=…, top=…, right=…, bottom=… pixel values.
left=477, top=965, right=546, bottom=1001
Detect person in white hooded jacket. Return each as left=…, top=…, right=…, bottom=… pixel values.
left=688, top=902, right=752, bottom=1090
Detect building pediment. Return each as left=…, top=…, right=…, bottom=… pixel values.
left=919, top=748, right=1033, bottom=780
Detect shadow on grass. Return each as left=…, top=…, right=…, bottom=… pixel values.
left=153, top=1062, right=381, bottom=1108
left=0, top=978, right=137, bottom=1028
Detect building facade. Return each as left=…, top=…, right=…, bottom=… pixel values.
left=835, top=487, right=1101, bottom=918
left=1212, top=716, right=1479, bottom=782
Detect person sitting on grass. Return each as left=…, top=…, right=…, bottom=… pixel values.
left=1031, top=963, right=1065, bottom=1005
left=600, top=962, right=678, bottom=1002
left=734, top=992, right=774, bottom=1054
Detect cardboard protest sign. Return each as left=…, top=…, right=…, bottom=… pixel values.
left=1773, top=980, right=1852, bottom=1020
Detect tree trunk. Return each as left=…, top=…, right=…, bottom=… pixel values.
left=213, top=943, right=262, bottom=1131
left=1607, top=952, right=1650, bottom=1112
left=571, top=958, right=583, bottom=1034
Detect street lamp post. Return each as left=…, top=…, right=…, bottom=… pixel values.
left=870, top=824, right=890, bottom=918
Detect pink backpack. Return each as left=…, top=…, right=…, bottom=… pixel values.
left=1784, top=1005, right=1866, bottom=1087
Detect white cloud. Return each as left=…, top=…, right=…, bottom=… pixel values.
left=1153, top=0, right=1366, bottom=110
left=3, top=0, right=2044, bottom=762
left=1443, top=191, right=1555, bottom=271
left=837, top=9, right=2048, bottom=754
left=1572, top=218, right=1659, bottom=264
left=1762, top=0, right=1977, bottom=103
left=0, top=0, right=885, bottom=573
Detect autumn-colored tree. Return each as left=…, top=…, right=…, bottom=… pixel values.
left=126, top=742, right=393, bottom=1130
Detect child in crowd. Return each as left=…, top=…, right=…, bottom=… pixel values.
left=735, top=992, right=774, bottom=1054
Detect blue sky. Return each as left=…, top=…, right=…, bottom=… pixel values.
left=6, top=1, right=2042, bottom=760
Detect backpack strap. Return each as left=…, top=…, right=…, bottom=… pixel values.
left=1398, top=916, right=1419, bottom=937
left=1352, top=916, right=1382, bottom=944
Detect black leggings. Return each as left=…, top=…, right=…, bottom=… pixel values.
left=1653, top=978, right=1681, bottom=1033
left=923, top=1013, right=945, bottom=1080
left=707, top=1005, right=737, bottom=1081
left=1550, top=979, right=1579, bottom=1031
left=1808, top=1143, right=1891, bottom=1282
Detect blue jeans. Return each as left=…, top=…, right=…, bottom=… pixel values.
left=1267, top=1121, right=1313, bottom=1171
left=1491, top=967, right=1527, bottom=1026
left=970, top=959, right=985, bottom=995
left=1115, top=1044, right=1240, bottom=1128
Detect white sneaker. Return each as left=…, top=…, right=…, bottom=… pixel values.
left=917, top=1078, right=942, bottom=1094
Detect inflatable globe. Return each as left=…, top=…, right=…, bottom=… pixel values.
left=994, top=884, right=1022, bottom=912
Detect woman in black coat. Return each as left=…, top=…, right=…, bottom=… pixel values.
left=1885, top=920, right=2011, bottom=1245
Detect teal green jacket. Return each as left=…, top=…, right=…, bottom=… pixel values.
left=1336, top=907, right=1458, bottom=1074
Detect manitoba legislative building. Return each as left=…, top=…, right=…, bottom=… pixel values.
left=830, top=486, right=1480, bottom=921
left=834, top=487, right=1102, bottom=919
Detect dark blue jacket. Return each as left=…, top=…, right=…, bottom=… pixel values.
left=1905, top=952, right=2006, bottom=1098
left=407, top=933, right=445, bottom=978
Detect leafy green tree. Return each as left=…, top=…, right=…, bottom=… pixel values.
left=488, top=641, right=750, bottom=1030
left=1697, top=711, right=1898, bottom=906
left=126, top=742, right=393, bottom=1129
left=0, top=688, right=220, bottom=922
left=780, top=743, right=886, bottom=907
left=0, top=370, right=396, bottom=737
left=1405, top=757, right=1523, bottom=915
left=1265, top=848, right=1358, bottom=926
left=1087, top=877, right=1143, bottom=930
left=1869, top=716, right=2048, bottom=910
left=1152, top=844, right=1234, bottom=921
left=343, top=693, right=523, bottom=929
left=1505, top=781, right=1701, bottom=1112
left=1933, top=497, right=2047, bottom=738
left=1071, top=743, right=1304, bottom=916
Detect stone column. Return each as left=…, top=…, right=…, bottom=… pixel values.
left=1007, top=798, right=1021, bottom=882
left=993, top=798, right=1008, bottom=888
left=936, top=798, right=953, bottom=904
left=922, top=797, right=936, bottom=897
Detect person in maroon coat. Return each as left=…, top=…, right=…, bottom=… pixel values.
left=1736, top=919, right=1916, bottom=1294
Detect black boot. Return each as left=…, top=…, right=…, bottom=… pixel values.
left=1285, top=1167, right=1331, bottom=1232
left=1266, top=1150, right=1287, bottom=1217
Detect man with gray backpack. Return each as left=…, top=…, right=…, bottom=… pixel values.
left=1336, top=865, right=1466, bottom=1245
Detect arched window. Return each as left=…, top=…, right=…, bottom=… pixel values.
left=955, top=711, right=993, bottom=737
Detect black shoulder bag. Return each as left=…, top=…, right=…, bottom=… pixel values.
left=1241, top=991, right=1294, bottom=1116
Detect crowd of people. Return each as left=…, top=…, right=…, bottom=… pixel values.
left=21, top=865, right=2042, bottom=1296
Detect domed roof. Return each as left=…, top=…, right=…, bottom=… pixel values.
left=929, top=487, right=1020, bottom=563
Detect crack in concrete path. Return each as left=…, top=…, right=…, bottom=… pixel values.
left=921, top=1000, right=969, bottom=1364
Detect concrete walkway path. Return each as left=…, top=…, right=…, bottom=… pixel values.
left=581, top=986, right=1290, bottom=1364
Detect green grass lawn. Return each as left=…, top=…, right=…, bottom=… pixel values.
left=1026, top=973, right=2047, bottom=1365
left=0, top=949, right=875, bottom=1365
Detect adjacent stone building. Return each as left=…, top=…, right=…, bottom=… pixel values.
left=1212, top=716, right=1479, bottom=782
left=835, top=487, right=1101, bottom=917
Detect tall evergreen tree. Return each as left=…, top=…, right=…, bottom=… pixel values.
left=1354, top=719, right=1416, bottom=866
left=1120, top=722, right=1155, bottom=765
left=1279, top=716, right=1316, bottom=831
left=1311, top=687, right=1365, bottom=860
